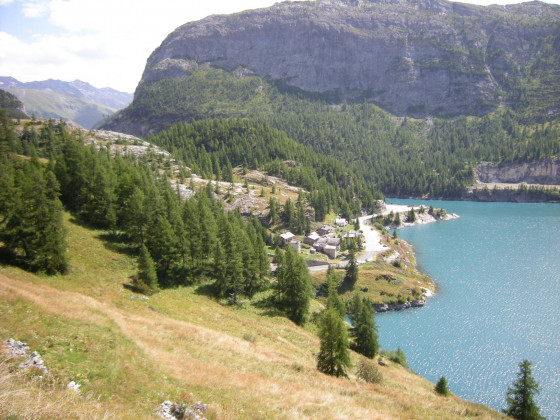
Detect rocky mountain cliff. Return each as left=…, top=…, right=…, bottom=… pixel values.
left=138, top=0, right=560, bottom=118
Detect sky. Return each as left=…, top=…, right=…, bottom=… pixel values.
left=1, top=0, right=559, bottom=93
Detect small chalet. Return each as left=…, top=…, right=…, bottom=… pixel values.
left=280, top=232, right=295, bottom=247
left=317, top=225, right=336, bottom=236
left=335, top=218, right=348, bottom=227
left=343, top=230, right=362, bottom=240
left=303, top=231, right=321, bottom=246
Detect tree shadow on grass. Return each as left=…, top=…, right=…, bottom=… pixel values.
left=194, top=281, right=217, bottom=298
left=97, top=232, right=137, bottom=257
left=251, top=292, right=284, bottom=318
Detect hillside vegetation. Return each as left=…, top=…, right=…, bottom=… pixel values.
left=0, top=214, right=504, bottom=419
left=104, top=69, right=560, bottom=199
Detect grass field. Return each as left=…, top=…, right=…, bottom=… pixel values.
left=0, top=214, right=504, bottom=419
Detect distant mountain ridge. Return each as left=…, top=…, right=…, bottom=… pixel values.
left=1, top=77, right=133, bottom=129
left=0, top=77, right=132, bottom=110
left=135, top=0, right=560, bottom=119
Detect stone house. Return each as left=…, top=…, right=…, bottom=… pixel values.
left=303, top=231, right=321, bottom=246
left=280, top=232, right=295, bottom=247
left=335, top=218, right=348, bottom=227
left=317, top=225, right=336, bottom=236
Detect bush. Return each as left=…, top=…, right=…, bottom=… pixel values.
left=356, top=357, right=383, bottom=384
left=381, top=347, right=408, bottom=368
left=392, top=260, right=402, bottom=268
left=435, top=376, right=451, bottom=396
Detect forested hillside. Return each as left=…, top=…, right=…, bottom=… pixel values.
left=105, top=69, right=560, bottom=198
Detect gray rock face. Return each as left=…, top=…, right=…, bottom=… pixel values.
left=475, top=158, right=560, bottom=185
left=140, top=0, right=560, bottom=117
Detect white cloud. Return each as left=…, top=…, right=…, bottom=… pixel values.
left=1, top=0, right=283, bottom=91
left=21, top=0, right=50, bottom=18
left=0, top=0, right=15, bottom=5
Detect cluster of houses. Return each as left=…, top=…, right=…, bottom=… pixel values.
left=279, top=218, right=361, bottom=259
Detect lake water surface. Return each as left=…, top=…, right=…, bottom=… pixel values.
left=377, top=199, right=560, bottom=418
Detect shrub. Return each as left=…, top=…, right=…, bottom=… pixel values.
left=435, top=376, right=451, bottom=396
left=243, top=333, right=257, bottom=343
left=392, top=260, right=402, bottom=268
left=381, top=347, right=408, bottom=368
left=356, top=357, right=383, bottom=384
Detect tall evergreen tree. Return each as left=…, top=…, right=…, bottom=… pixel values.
left=349, top=297, right=379, bottom=359
left=317, top=308, right=351, bottom=377
left=325, top=266, right=345, bottom=318
left=276, top=246, right=312, bottom=325
left=344, top=248, right=359, bottom=288
left=137, top=244, right=159, bottom=290
left=503, top=360, right=544, bottom=420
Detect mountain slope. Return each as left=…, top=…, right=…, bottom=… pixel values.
left=0, top=214, right=504, bottom=419
left=0, top=77, right=132, bottom=110
left=139, top=0, right=560, bottom=119
left=0, top=89, right=28, bottom=119
left=6, top=88, right=117, bottom=129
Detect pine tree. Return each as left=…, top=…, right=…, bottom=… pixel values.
left=350, top=297, right=379, bottom=359
left=435, top=376, right=451, bottom=396
left=317, top=308, right=351, bottom=377
left=503, top=360, right=544, bottom=420
left=276, top=246, right=312, bottom=325
left=344, top=248, right=359, bottom=288
left=137, top=244, right=159, bottom=290
left=325, top=266, right=345, bottom=318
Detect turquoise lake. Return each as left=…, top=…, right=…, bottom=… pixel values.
left=377, top=199, right=560, bottom=418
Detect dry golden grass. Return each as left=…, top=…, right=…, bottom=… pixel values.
left=0, top=361, right=116, bottom=419
left=0, top=216, right=505, bottom=419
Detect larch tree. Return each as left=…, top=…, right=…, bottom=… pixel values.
left=317, top=308, right=351, bottom=377
left=503, top=360, right=544, bottom=420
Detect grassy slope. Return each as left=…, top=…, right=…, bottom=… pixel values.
left=0, top=214, right=504, bottom=419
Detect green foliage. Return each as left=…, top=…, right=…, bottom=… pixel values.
left=381, top=347, right=408, bottom=368
left=503, top=360, right=544, bottom=420
left=111, top=69, right=560, bottom=199
left=435, top=376, right=451, bottom=396
left=325, top=266, right=345, bottom=318
left=347, top=296, right=379, bottom=359
left=275, top=246, right=313, bottom=325
left=0, top=122, right=68, bottom=274
left=356, top=357, right=383, bottom=385
left=137, top=244, right=158, bottom=291
left=0, top=90, right=28, bottom=119
left=145, top=117, right=384, bottom=218
left=316, top=308, right=351, bottom=378
left=344, top=248, right=359, bottom=288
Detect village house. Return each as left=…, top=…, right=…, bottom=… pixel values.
left=343, top=230, right=362, bottom=240
left=303, top=231, right=320, bottom=246
left=317, top=225, right=336, bottom=236
left=279, top=232, right=295, bottom=247
left=335, top=218, right=348, bottom=227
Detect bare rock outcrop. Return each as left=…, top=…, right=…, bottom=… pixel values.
left=475, top=158, right=560, bottom=186
left=138, top=0, right=560, bottom=118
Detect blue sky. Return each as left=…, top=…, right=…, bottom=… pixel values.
left=1, top=0, right=559, bottom=93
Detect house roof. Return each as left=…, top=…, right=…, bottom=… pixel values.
left=280, top=232, right=295, bottom=240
